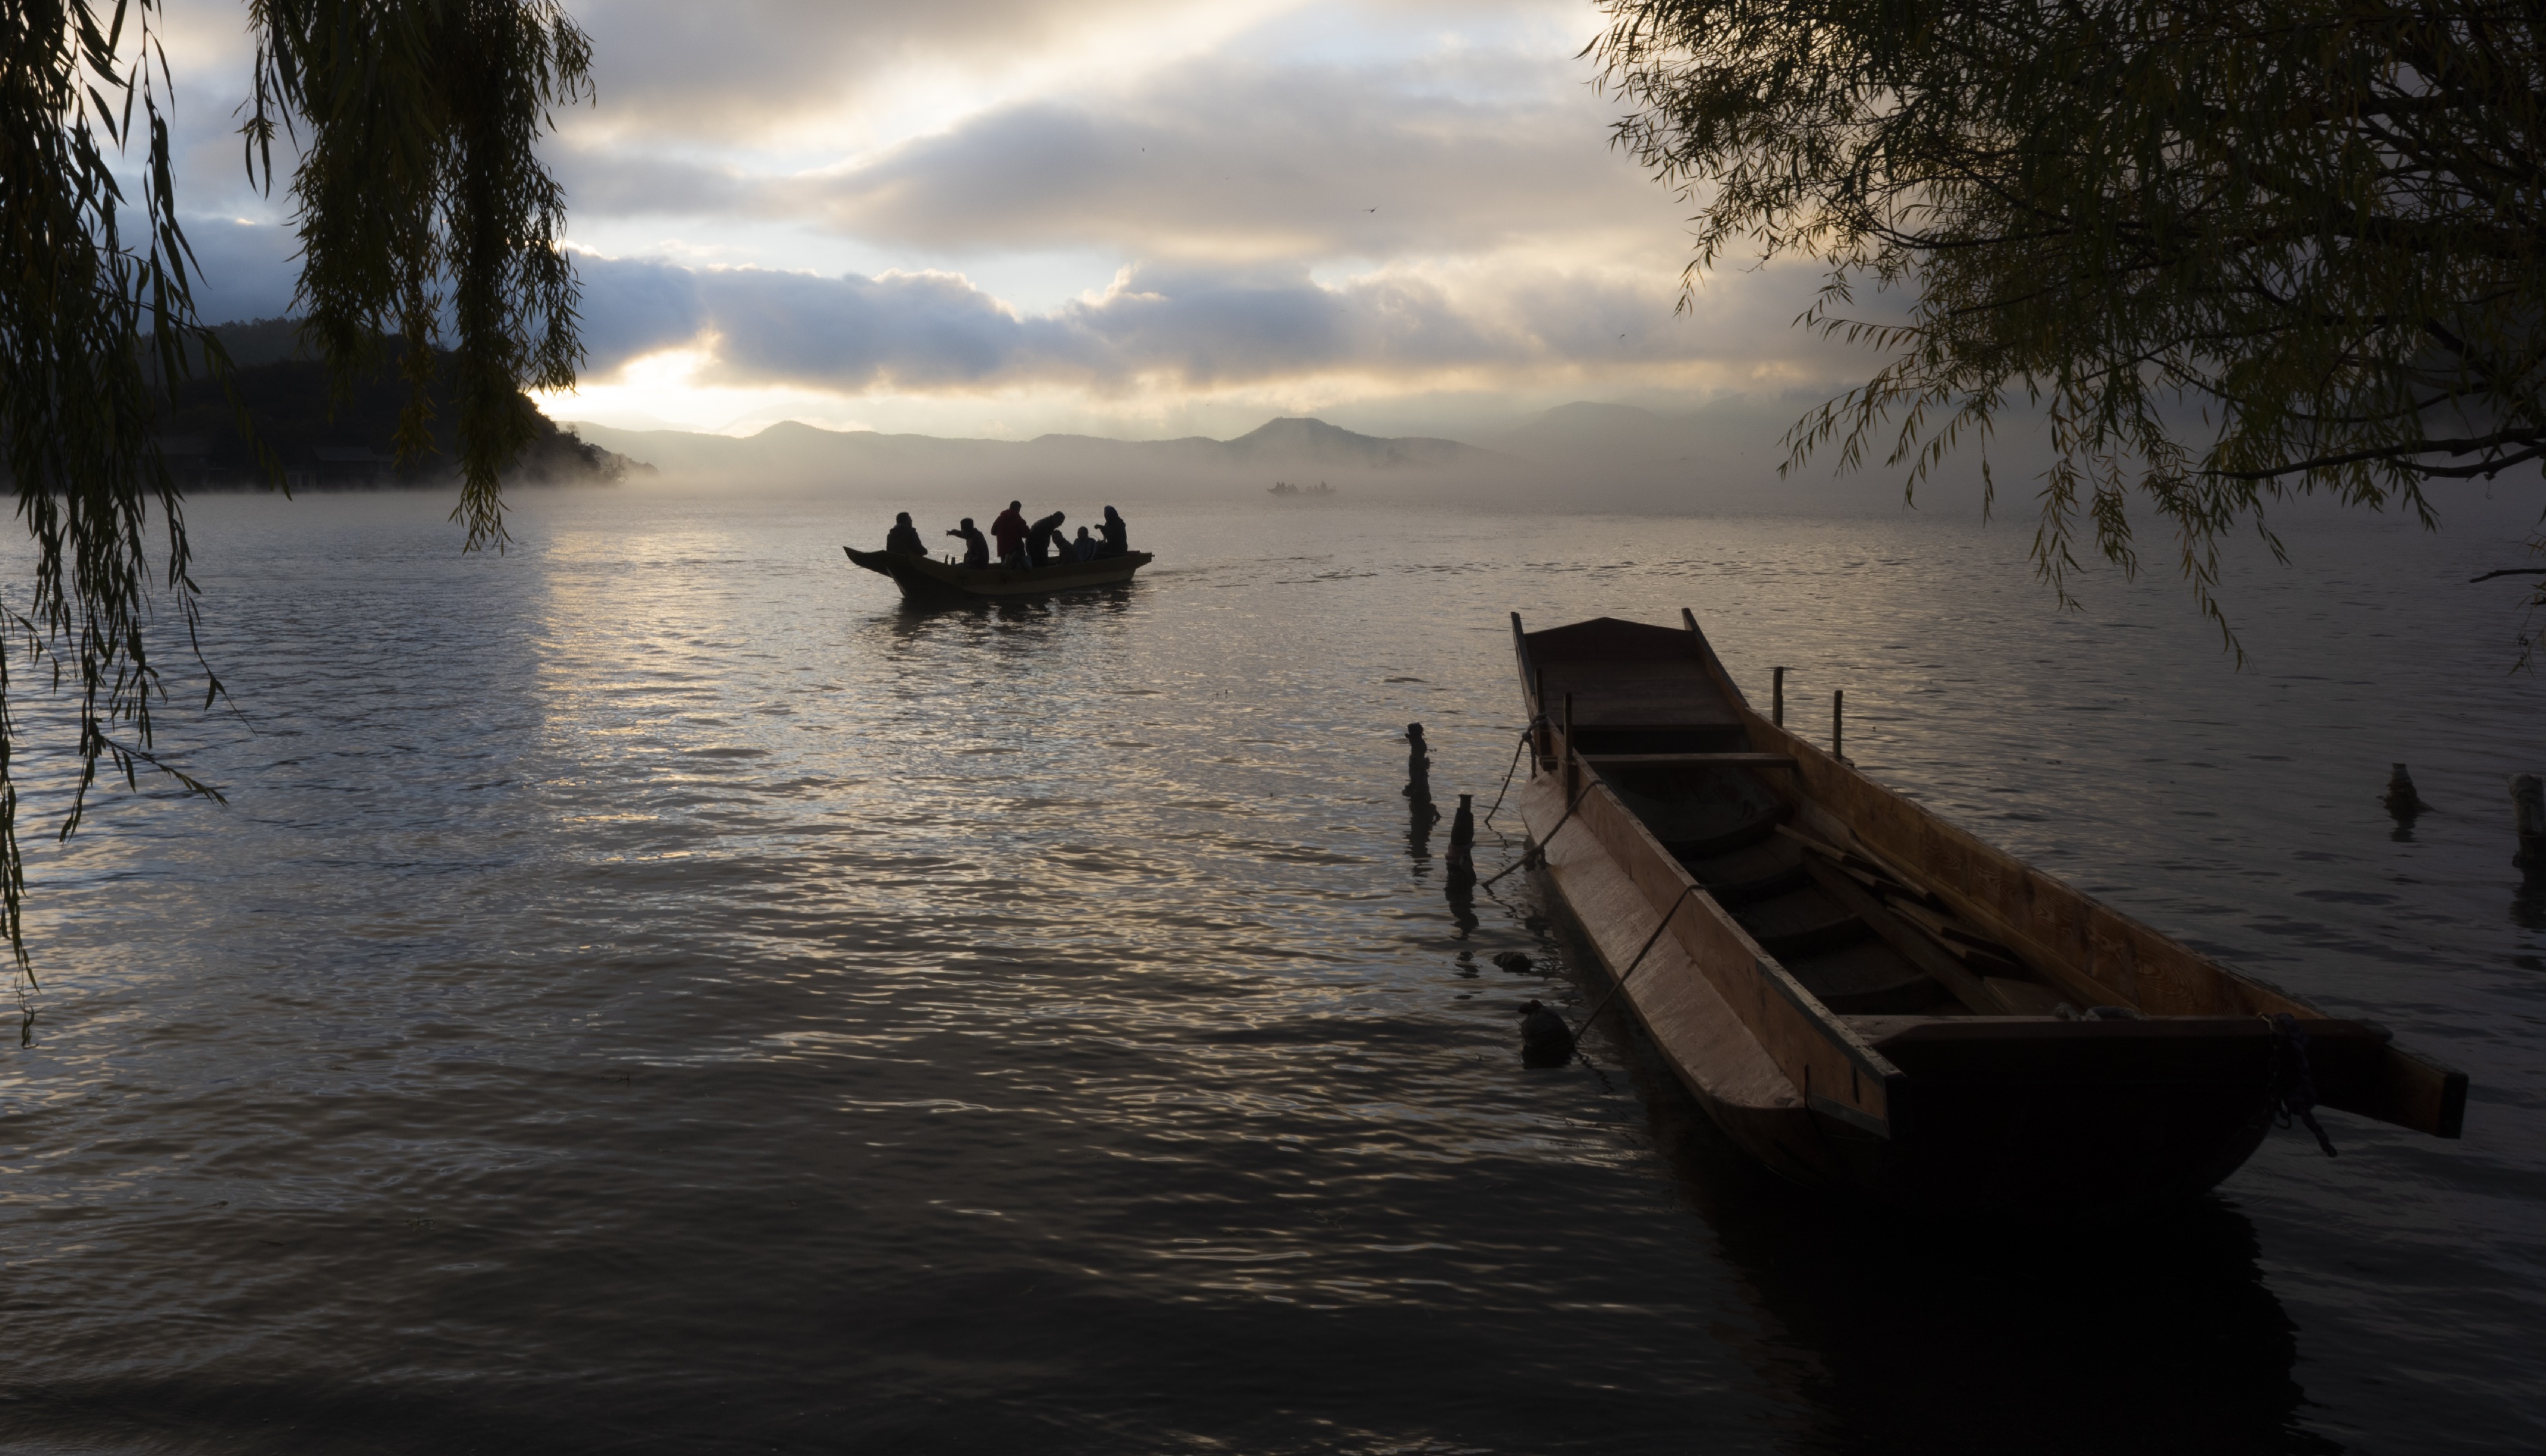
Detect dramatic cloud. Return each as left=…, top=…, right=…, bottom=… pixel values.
left=146, top=0, right=1866, bottom=438
left=564, top=0, right=1281, bottom=146
left=571, top=251, right=1851, bottom=397
left=783, top=58, right=1665, bottom=259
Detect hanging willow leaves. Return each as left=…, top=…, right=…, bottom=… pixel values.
left=0, top=0, right=591, bottom=976
left=247, top=0, right=592, bottom=549
left=1590, top=0, right=2546, bottom=642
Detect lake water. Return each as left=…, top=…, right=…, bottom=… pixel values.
left=0, top=484, right=2538, bottom=1454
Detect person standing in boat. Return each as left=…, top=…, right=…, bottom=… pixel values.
left=990, top=501, right=1028, bottom=567
left=945, top=516, right=990, bottom=568
left=884, top=511, right=925, bottom=555
left=1026, top=510, right=1067, bottom=566
left=1095, top=505, right=1129, bottom=558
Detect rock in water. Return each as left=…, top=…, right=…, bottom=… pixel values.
left=1492, top=951, right=1534, bottom=974
left=1517, top=999, right=1574, bottom=1067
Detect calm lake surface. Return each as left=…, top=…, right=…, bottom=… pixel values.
left=0, top=484, right=2538, bottom=1454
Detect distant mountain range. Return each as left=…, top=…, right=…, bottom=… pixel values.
left=560, top=413, right=1494, bottom=491
left=560, top=397, right=1826, bottom=498
left=153, top=316, right=1859, bottom=500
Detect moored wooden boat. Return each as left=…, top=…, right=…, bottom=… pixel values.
left=844, top=546, right=1152, bottom=605
left=1515, top=610, right=2466, bottom=1211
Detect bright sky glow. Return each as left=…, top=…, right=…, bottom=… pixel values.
left=154, top=0, right=1864, bottom=441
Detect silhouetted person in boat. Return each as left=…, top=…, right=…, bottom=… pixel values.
left=1071, top=526, right=1097, bottom=561
left=884, top=511, right=925, bottom=555
left=1095, top=505, right=1129, bottom=558
left=990, top=501, right=1028, bottom=567
left=946, top=517, right=990, bottom=567
left=1026, top=510, right=1067, bottom=566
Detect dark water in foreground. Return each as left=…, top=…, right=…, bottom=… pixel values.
left=0, top=488, right=2538, bottom=1454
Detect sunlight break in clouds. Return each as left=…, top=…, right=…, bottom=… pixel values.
left=150, top=0, right=1869, bottom=440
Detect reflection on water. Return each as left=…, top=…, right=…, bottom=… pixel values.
left=2513, top=876, right=2546, bottom=932
left=0, top=488, right=2536, bottom=1453
left=1581, top=971, right=2332, bottom=1455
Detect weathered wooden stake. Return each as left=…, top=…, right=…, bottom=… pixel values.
left=1833, top=689, right=1844, bottom=762
left=2511, top=774, right=2546, bottom=871
left=1449, top=792, right=1475, bottom=853
left=1772, top=666, right=1785, bottom=726
left=2383, top=762, right=2433, bottom=820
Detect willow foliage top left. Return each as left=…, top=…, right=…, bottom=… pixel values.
left=0, top=0, right=592, bottom=973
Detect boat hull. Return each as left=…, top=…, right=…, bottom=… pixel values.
left=1521, top=772, right=2277, bottom=1210
left=1511, top=611, right=2463, bottom=1213
left=844, top=546, right=1152, bottom=604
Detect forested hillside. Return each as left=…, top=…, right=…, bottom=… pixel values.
left=154, top=319, right=647, bottom=491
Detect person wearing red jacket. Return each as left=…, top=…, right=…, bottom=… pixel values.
left=989, top=501, right=1027, bottom=567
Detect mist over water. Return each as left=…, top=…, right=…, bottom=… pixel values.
left=0, top=483, right=2538, bottom=1453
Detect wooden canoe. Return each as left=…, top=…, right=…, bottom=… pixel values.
left=1514, top=611, right=2466, bottom=1211
left=844, top=546, right=1152, bottom=605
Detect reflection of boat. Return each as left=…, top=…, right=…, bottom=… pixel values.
left=1515, top=610, right=2466, bottom=1210
left=843, top=547, right=1152, bottom=605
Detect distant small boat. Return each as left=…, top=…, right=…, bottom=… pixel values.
left=843, top=546, right=1152, bottom=605
left=1514, top=610, right=2466, bottom=1211
left=1268, top=480, right=1336, bottom=497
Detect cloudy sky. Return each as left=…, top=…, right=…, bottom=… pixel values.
left=158, top=0, right=1863, bottom=441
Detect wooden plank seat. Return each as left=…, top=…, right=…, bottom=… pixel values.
left=1580, top=752, right=1799, bottom=768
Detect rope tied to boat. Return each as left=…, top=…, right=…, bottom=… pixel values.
left=1480, top=717, right=1546, bottom=828
left=1566, top=883, right=1699, bottom=1053
left=2268, top=1012, right=2339, bottom=1158
left=1479, top=777, right=1593, bottom=890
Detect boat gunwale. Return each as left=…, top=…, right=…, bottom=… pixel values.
left=1661, top=607, right=2467, bottom=1138
left=1512, top=620, right=1906, bottom=1141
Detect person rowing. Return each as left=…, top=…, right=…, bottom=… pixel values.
left=1026, top=510, right=1067, bottom=566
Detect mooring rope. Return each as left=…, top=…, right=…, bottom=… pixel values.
left=1479, top=718, right=1544, bottom=828
left=1479, top=777, right=1593, bottom=890
left=1567, top=883, right=1699, bottom=1051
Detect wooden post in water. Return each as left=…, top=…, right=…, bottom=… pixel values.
left=1772, top=667, right=1785, bottom=726
left=1449, top=792, right=1476, bottom=872
left=2384, top=763, right=2434, bottom=821
left=2512, top=774, right=2546, bottom=871
left=1832, top=689, right=1844, bottom=763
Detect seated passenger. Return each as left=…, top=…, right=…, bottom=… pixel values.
left=945, top=516, right=990, bottom=568
left=884, top=511, right=925, bottom=555
left=1070, top=526, right=1097, bottom=562
left=1096, top=505, right=1129, bottom=558
left=1025, top=510, right=1067, bottom=566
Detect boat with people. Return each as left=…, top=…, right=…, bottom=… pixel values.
left=1512, top=610, right=2466, bottom=1211
left=846, top=501, right=1151, bottom=605
left=844, top=545, right=1152, bottom=605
